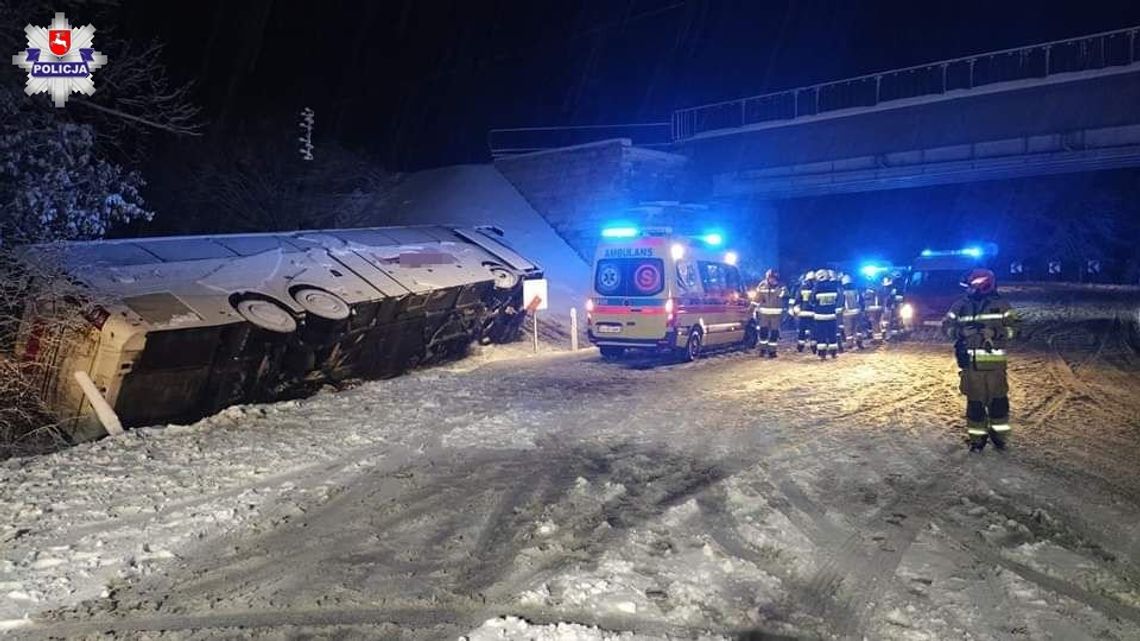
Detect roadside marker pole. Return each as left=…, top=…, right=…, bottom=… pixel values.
left=74, top=370, right=124, bottom=437
left=570, top=308, right=579, bottom=351
left=533, top=310, right=539, bottom=353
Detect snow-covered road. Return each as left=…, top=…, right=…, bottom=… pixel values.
left=3, top=286, right=1140, bottom=640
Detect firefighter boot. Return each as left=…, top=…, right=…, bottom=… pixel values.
left=966, top=401, right=988, bottom=452
left=989, top=397, right=1011, bottom=450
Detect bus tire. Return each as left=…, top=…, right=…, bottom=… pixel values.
left=684, top=330, right=703, bottom=362
left=234, top=297, right=297, bottom=334
left=599, top=346, right=625, bottom=360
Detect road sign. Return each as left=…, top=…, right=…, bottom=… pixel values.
left=1009, top=261, right=1024, bottom=275
left=1048, top=260, right=1061, bottom=275
left=1087, top=259, right=1101, bottom=274
left=523, top=278, right=549, bottom=311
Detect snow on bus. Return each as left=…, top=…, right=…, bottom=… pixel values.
left=13, top=225, right=542, bottom=441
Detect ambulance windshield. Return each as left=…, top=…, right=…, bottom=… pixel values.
left=908, top=269, right=965, bottom=293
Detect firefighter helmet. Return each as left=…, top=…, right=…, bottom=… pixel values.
left=803, top=270, right=816, bottom=281
left=841, top=273, right=852, bottom=286
left=881, top=275, right=893, bottom=287
left=765, top=268, right=779, bottom=284
left=814, top=268, right=829, bottom=281
left=963, top=268, right=996, bottom=294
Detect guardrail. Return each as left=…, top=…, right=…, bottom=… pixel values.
left=672, top=25, right=1140, bottom=141
left=487, top=123, right=672, bottom=158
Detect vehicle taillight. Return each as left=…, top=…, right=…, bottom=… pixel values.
left=665, top=298, right=675, bottom=326
left=585, top=298, right=594, bottom=325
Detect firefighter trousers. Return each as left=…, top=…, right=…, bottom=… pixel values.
left=813, top=316, right=838, bottom=357
left=758, top=314, right=781, bottom=355
left=959, top=365, right=1011, bottom=446
left=865, top=308, right=884, bottom=342
left=842, top=313, right=863, bottom=349
left=796, top=314, right=813, bottom=352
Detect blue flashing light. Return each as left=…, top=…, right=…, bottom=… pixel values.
left=601, top=226, right=639, bottom=239
left=701, top=232, right=724, bottom=247
left=860, top=264, right=886, bottom=279
left=920, top=247, right=985, bottom=259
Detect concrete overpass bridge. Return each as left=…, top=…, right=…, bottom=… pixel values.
left=490, top=26, right=1140, bottom=265
left=672, top=26, right=1140, bottom=199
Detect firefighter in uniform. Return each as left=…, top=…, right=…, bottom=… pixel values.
left=754, top=269, right=786, bottom=358
left=881, top=274, right=901, bottom=341
left=793, top=271, right=816, bottom=353
left=840, top=273, right=865, bottom=350
left=811, top=269, right=840, bottom=359
left=942, top=269, right=1022, bottom=451
left=863, top=281, right=886, bottom=344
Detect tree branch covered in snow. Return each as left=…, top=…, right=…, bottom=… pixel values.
left=0, top=93, right=152, bottom=244
left=1, top=0, right=200, bottom=245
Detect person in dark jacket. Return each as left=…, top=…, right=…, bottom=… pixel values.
left=811, top=269, right=841, bottom=360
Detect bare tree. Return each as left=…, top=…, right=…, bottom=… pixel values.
left=180, top=131, right=400, bottom=234
left=0, top=247, right=107, bottom=457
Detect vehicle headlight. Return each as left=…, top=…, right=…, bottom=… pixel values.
left=899, top=303, right=915, bottom=320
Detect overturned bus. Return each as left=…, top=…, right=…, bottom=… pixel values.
left=13, top=225, right=542, bottom=441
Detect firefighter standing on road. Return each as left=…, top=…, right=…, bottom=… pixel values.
left=942, top=269, right=1022, bottom=451
left=754, top=269, right=786, bottom=358
left=793, top=271, right=816, bottom=353
left=811, top=269, right=841, bottom=359
left=881, top=274, right=902, bottom=341
left=863, top=281, right=886, bottom=344
left=840, top=273, right=865, bottom=350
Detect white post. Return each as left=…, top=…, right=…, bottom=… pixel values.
left=74, top=371, right=124, bottom=437
left=532, top=310, right=539, bottom=353
left=570, top=308, right=579, bottom=351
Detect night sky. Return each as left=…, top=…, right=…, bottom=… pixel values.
left=108, top=0, right=1140, bottom=169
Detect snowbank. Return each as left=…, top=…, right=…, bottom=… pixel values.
left=361, top=164, right=590, bottom=321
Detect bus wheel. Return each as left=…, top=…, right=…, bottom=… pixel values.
left=292, top=288, right=350, bottom=321
left=599, top=346, right=625, bottom=360
left=234, top=297, right=297, bottom=334
left=684, top=330, right=703, bottom=362
left=485, top=263, right=520, bottom=290
left=743, top=323, right=759, bottom=350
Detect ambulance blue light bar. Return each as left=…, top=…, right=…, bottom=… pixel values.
left=860, top=264, right=887, bottom=278
left=701, top=232, right=724, bottom=247
left=921, top=247, right=986, bottom=258
left=601, top=226, right=639, bottom=239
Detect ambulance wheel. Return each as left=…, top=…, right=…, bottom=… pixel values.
left=599, top=346, right=625, bottom=360
left=684, top=330, right=703, bottom=362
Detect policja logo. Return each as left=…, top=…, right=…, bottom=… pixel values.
left=11, top=12, right=108, bottom=107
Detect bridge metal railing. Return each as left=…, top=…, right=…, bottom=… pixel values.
left=487, top=123, right=673, bottom=159
left=672, top=25, right=1140, bottom=141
